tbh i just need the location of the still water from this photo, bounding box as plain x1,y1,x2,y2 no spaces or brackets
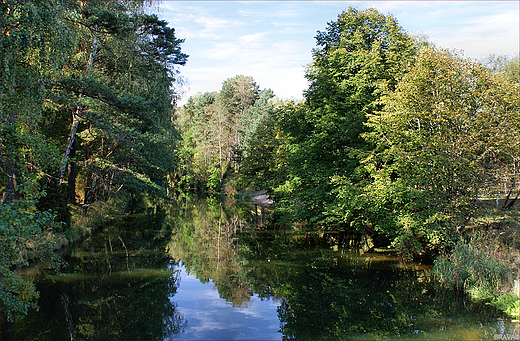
6,195,519,340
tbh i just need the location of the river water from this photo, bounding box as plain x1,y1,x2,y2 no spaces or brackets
6,195,519,340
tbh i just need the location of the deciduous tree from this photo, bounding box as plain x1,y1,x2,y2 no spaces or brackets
274,7,416,224
362,47,519,260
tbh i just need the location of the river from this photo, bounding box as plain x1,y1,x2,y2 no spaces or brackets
5,194,519,340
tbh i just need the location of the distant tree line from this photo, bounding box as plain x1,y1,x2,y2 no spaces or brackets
174,75,291,192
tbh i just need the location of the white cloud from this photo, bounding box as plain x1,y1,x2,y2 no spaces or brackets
423,9,518,59
238,32,268,45
171,265,281,339
205,44,240,60
378,1,519,60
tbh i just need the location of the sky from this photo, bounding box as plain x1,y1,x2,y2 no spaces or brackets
157,1,519,105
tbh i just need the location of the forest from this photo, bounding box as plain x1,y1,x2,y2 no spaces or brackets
1,1,519,323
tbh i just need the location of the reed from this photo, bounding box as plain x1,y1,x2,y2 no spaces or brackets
432,209,519,319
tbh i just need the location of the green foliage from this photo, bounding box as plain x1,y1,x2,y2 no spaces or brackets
265,7,416,225
0,184,62,321
483,54,519,83
432,240,508,291
49,0,187,206
175,76,280,192
1,0,187,321
1,0,73,320
239,97,288,190
489,294,520,319
363,47,520,258
207,166,222,191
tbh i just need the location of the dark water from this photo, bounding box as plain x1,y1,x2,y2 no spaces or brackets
5,195,519,340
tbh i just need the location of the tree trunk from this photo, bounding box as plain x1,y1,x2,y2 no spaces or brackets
502,176,519,209
59,35,98,184
59,112,80,184
504,189,520,209
67,139,77,204
218,108,223,192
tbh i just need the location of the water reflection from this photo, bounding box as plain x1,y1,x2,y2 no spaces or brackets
7,195,188,340
164,196,518,340
6,194,519,340
170,262,280,340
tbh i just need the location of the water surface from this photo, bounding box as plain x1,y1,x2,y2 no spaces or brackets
5,196,518,340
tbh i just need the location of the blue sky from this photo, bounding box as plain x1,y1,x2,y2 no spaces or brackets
158,1,519,104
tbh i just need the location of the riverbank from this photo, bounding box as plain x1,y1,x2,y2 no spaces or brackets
235,190,274,207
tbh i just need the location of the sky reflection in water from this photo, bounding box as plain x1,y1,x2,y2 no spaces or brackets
170,263,281,340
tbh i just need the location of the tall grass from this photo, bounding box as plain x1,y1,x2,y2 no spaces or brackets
432,229,519,319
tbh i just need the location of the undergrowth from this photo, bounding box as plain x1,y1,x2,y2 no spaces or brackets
64,194,131,245
432,204,519,319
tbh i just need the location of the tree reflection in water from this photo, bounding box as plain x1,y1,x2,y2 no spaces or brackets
8,195,188,340
166,194,516,341
7,194,517,340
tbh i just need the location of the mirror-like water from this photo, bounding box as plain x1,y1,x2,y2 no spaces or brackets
5,196,519,340
170,263,280,339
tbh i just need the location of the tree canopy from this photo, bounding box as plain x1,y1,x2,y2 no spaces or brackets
1,0,187,321
174,75,280,192
261,7,416,225
361,47,519,260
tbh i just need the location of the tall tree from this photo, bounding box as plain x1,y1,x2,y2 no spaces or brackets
175,76,272,192
219,75,259,172
273,7,416,224
239,96,290,191
1,0,73,321
52,1,187,208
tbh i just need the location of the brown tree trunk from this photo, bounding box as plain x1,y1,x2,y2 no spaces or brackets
67,139,77,204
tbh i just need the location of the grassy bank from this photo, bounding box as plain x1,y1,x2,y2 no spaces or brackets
432,202,519,319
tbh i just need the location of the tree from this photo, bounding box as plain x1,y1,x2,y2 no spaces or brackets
175,76,274,192
273,7,416,224
1,0,72,321
483,54,519,84
219,75,259,173
50,1,187,209
239,92,287,190
175,91,225,190
0,0,188,320
361,47,519,261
